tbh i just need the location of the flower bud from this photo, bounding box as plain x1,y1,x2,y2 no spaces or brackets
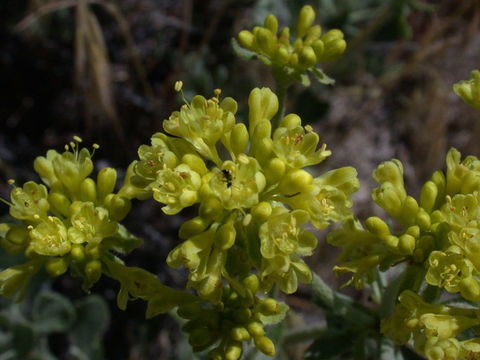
70,244,85,262
372,184,402,217
45,257,69,277
254,336,275,356
256,28,276,55
238,30,255,49
251,201,272,222
97,167,117,201
321,29,344,43
48,192,71,217
179,216,209,239
216,222,236,250
248,88,278,133
182,154,208,176
230,123,249,155
299,46,317,68
231,326,251,341
415,209,431,230
264,157,286,184
6,226,29,245
85,260,102,285
431,170,446,195
80,178,97,202
311,39,325,58
258,298,278,315
274,46,289,64
461,171,480,193
247,321,265,337
460,277,480,302
241,274,259,293
398,234,416,255
280,113,302,129
279,169,313,195
34,155,56,185
199,196,223,220
225,342,243,360
179,190,198,208
264,14,278,34
109,195,131,221
420,180,438,213
405,225,420,238
399,196,419,225
383,235,399,249
296,5,316,38
278,26,290,45
365,216,390,237
289,53,299,67
306,25,322,40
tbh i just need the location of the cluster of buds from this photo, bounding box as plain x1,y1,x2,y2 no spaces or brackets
237,5,346,84
454,70,480,109
0,137,146,298
131,83,358,356
177,280,285,360
330,148,480,359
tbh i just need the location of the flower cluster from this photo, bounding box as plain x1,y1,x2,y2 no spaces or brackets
236,5,346,85
0,138,146,298
382,290,480,360
131,85,359,357
329,148,480,359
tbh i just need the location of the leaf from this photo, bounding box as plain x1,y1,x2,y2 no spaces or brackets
12,322,34,358
69,295,110,356
32,291,76,334
311,274,375,326
310,68,336,85
304,331,354,360
299,73,311,87
231,38,259,61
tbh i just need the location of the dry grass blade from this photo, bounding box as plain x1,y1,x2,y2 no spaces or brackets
101,1,154,99
15,0,101,32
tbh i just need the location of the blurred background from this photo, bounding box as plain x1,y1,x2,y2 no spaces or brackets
0,0,480,359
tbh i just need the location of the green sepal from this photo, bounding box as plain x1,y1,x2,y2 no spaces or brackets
310,68,335,85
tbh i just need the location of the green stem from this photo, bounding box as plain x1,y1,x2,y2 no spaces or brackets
271,68,290,130
283,325,328,345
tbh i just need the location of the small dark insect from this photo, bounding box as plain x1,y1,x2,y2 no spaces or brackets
221,169,233,187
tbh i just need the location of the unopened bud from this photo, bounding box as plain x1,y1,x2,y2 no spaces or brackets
85,260,102,285
264,14,278,34
254,336,276,356
365,217,390,237
398,234,416,255
179,216,209,239
279,169,313,195
182,154,208,176
420,181,438,213
216,222,236,250
6,226,29,245
238,30,255,50
230,123,249,155
45,257,69,277
97,167,117,201
80,178,97,202
296,5,316,38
